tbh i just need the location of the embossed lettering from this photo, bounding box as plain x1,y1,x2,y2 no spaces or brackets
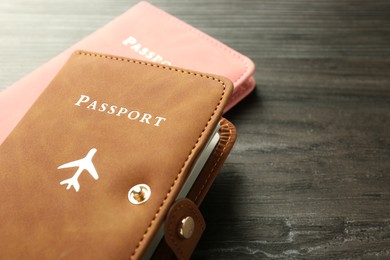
75,95,90,106
98,103,108,112
128,111,140,120
116,107,128,117
107,105,117,115
74,95,167,127
122,36,171,65
86,101,97,110
140,113,152,124
154,116,167,127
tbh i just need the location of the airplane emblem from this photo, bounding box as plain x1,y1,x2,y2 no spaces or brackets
57,148,99,192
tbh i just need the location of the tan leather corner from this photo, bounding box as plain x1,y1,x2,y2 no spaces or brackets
164,199,205,260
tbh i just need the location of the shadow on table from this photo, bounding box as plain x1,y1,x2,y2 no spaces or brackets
224,86,262,121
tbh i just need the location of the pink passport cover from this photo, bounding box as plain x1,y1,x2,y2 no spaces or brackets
0,1,255,145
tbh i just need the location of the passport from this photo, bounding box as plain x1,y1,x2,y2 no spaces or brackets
0,50,237,259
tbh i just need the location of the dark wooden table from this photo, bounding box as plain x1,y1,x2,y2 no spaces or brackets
1,0,389,259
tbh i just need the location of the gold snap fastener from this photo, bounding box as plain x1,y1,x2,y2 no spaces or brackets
128,184,151,205
178,216,195,239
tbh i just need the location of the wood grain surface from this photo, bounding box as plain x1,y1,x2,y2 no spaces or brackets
1,0,389,259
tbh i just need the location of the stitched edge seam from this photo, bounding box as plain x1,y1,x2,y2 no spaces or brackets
74,51,227,258
194,123,234,204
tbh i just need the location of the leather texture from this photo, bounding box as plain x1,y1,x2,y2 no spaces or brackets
0,51,233,259
0,1,255,145
152,118,237,259
188,118,238,206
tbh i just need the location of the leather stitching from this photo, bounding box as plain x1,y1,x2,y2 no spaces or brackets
74,51,227,259
194,122,234,204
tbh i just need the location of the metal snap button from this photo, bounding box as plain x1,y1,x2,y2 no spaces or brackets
128,184,151,205
178,216,195,239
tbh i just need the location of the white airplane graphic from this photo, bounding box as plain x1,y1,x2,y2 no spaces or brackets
57,148,99,192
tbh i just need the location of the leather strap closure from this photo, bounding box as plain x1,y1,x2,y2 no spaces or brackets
152,118,237,260
164,199,205,260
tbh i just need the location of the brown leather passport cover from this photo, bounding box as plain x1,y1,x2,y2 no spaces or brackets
0,51,233,259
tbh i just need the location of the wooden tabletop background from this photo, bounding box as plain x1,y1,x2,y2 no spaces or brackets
1,0,389,259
